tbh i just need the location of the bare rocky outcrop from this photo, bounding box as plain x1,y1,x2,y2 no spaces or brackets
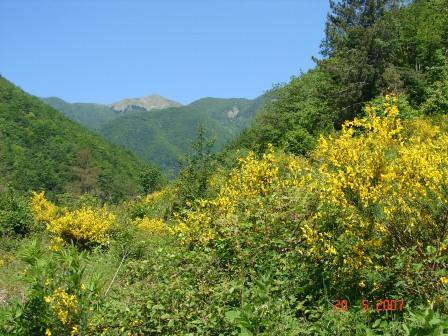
227,106,239,119
110,95,182,112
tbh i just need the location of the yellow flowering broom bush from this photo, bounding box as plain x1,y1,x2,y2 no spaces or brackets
31,192,115,249
31,191,58,223
44,288,79,329
171,145,302,245
125,187,176,221
30,246,100,336
172,96,448,304
310,96,448,275
133,216,170,235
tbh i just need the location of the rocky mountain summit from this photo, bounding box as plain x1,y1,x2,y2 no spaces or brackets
110,94,182,112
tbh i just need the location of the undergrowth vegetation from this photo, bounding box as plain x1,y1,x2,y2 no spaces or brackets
1,1,448,334
1,98,447,335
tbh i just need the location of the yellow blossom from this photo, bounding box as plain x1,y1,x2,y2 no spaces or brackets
31,191,58,222
133,217,170,234
44,288,78,325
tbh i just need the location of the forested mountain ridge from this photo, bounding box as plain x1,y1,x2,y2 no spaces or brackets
44,94,268,173
0,76,153,201
40,95,182,132
40,97,122,131
99,96,267,173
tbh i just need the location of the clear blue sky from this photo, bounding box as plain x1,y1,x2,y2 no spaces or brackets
0,0,329,105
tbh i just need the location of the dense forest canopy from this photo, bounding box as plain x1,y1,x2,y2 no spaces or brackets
43,95,267,173
232,0,448,155
0,76,160,202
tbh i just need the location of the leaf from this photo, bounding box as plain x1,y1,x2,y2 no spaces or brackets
372,318,382,328
225,310,241,324
402,323,410,335
239,326,253,336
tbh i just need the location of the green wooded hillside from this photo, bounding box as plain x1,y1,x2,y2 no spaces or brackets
0,76,150,201
40,97,122,131
46,95,267,173
231,0,448,156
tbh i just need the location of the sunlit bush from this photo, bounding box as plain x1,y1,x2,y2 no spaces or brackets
126,187,175,221
48,207,114,249
31,192,115,249
0,188,34,235
2,243,102,336
31,191,58,223
310,96,448,276
133,216,170,235
172,96,448,306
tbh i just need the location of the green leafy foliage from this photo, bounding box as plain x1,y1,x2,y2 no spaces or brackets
174,125,217,209
48,95,266,174
2,241,103,335
139,166,166,195
231,69,333,155
233,0,448,157
0,187,34,236
0,76,156,201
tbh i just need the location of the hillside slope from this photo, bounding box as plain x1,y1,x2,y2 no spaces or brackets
44,94,267,174
40,97,122,131
99,96,266,173
0,76,149,201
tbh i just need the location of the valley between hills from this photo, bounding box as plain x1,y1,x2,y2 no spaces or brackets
41,94,267,173
1,0,448,334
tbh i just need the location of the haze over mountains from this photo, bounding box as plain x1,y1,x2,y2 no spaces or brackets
42,94,267,174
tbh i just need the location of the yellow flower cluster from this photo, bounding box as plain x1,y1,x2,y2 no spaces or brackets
308,95,448,272
44,288,78,326
48,207,114,247
133,217,170,234
31,193,115,248
313,97,403,209
173,95,448,280
229,146,280,198
173,210,216,244
172,145,306,244
31,191,58,222
142,190,165,204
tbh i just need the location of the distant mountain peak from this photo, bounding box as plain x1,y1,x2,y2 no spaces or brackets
110,94,182,112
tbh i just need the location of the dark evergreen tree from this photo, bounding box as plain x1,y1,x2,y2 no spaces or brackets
139,165,164,195
317,0,403,126
174,124,216,209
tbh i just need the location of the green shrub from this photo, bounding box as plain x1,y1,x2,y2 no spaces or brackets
1,241,102,336
0,188,35,236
